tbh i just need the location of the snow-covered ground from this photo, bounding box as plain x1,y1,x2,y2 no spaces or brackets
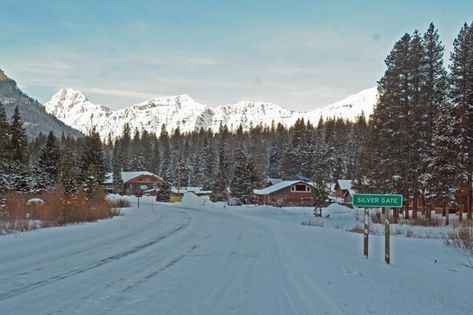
0,194,471,314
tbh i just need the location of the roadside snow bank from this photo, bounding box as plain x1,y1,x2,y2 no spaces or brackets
181,192,212,209
322,203,356,217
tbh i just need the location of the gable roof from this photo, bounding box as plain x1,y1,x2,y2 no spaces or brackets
253,180,314,195
337,179,353,190
104,171,162,184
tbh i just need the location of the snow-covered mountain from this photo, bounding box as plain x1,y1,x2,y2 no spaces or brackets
0,69,82,138
45,87,377,139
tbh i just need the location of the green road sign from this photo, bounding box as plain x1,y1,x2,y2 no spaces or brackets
353,194,403,208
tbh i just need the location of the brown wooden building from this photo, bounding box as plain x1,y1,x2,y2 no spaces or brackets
333,179,354,204
253,180,315,206
104,171,165,195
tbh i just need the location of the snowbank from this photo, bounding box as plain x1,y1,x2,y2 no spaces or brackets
181,192,212,209
321,203,355,217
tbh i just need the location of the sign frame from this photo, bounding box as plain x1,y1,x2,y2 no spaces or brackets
352,193,403,208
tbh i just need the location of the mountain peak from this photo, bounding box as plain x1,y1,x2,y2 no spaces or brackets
55,88,89,104
0,69,9,81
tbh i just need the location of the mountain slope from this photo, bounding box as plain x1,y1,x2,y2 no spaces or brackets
45,87,377,139
0,69,83,139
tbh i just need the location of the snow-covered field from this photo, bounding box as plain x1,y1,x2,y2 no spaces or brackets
0,194,472,314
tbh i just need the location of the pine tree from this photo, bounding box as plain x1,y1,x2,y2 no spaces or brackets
9,106,28,164
267,139,282,178
155,180,171,202
0,102,10,163
230,147,262,203
120,123,132,170
450,22,473,219
415,23,448,217
59,149,77,193
150,136,161,175
369,33,415,217
77,127,107,199
426,104,462,223
112,143,124,194
37,131,61,187
312,170,330,217
0,103,10,211
159,125,173,182
130,128,146,170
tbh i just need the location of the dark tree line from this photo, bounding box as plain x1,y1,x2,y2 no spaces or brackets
108,116,367,202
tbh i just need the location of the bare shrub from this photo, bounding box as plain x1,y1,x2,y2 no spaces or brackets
109,198,131,208
2,189,120,233
444,222,473,255
370,211,383,224
301,218,324,227
349,222,365,234
0,209,39,235
399,216,443,227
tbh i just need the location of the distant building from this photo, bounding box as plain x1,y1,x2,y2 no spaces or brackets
253,180,315,206
104,171,165,195
334,180,355,204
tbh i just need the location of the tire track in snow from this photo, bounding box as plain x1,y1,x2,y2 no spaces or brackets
0,214,191,301
1,206,166,276
121,244,199,292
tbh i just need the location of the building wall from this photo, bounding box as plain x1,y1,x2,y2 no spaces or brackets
124,175,163,195
255,186,314,206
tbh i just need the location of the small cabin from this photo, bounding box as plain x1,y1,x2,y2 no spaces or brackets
334,179,355,204
104,171,165,195
253,180,315,206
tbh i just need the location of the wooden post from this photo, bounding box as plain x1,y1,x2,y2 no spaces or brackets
364,208,369,258
384,207,390,264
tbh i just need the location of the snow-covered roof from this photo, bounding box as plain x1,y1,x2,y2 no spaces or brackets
253,180,314,195
337,180,353,190
104,171,162,184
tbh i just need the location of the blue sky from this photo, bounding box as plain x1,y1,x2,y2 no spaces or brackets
0,0,472,111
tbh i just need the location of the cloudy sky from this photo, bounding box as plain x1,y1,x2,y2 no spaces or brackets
0,0,472,111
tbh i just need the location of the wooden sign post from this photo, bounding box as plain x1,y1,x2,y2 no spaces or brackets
363,208,369,258
353,194,403,264
384,208,390,264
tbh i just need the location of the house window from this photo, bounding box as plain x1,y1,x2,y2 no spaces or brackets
295,184,306,192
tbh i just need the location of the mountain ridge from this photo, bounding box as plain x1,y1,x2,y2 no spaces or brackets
45,87,377,139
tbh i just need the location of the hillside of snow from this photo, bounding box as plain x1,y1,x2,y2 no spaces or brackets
45,87,377,139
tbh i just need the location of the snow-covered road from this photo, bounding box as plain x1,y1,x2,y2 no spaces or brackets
0,198,472,314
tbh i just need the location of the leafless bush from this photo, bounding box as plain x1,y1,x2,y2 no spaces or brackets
399,216,443,227
1,189,121,234
301,218,324,227
349,223,365,234
444,222,473,255
0,210,39,235
109,198,131,208
370,211,383,224
348,222,375,234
